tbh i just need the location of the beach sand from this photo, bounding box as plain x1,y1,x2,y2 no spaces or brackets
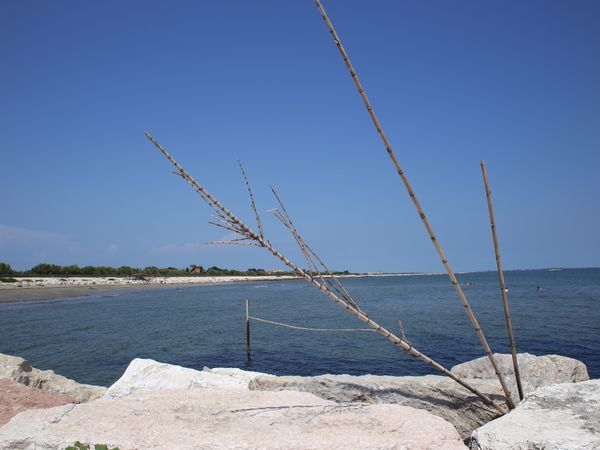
0,276,300,303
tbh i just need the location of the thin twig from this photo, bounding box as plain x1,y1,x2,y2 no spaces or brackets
207,221,241,234
238,161,265,239
270,186,357,308
269,207,359,309
204,240,262,247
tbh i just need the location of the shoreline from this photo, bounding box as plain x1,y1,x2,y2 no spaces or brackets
0,276,304,304
0,273,440,304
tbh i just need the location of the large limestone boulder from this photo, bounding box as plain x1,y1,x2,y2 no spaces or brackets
451,352,589,403
471,379,600,449
250,353,589,438
0,379,75,426
0,353,106,402
106,358,272,398
250,372,503,438
0,388,467,450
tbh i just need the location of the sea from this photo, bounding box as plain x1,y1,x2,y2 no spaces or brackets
0,268,598,387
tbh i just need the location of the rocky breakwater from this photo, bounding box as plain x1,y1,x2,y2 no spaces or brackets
249,353,589,438
0,358,467,450
0,353,592,449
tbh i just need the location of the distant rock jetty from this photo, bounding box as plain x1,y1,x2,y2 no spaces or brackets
0,352,597,449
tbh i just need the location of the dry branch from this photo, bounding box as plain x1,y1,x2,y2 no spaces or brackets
145,132,508,415
268,187,358,311
238,161,265,239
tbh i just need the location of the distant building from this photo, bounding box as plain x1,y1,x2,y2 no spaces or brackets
189,265,204,274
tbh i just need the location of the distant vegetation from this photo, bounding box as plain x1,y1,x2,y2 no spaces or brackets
0,262,351,278
0,277,18,283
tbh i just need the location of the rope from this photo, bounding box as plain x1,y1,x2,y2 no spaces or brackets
249,315,376,332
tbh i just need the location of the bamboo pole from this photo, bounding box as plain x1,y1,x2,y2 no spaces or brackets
311,0,515,409
480,161,523,401
146,133,508,415
246,299,251,361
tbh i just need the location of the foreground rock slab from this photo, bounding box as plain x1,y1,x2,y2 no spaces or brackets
0,379,75,426
471,379,600,450
0,388,466,450
0,353,106,402
251,372,503,439
250,353,589,438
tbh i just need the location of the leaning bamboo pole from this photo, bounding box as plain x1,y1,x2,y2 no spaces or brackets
480,161,524,401
146,132,508,415
312,0,515,409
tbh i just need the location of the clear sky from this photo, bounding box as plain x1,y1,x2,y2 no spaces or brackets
1,1,599,273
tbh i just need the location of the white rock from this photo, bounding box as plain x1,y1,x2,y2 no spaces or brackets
0,388,467,450
471,379,600,450
105,358,272,398
451,352,589,403
250,353,590,438
0,353,106,403
250,372,502,439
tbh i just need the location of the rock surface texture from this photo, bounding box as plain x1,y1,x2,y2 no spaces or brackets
0,354,591,449
451,352,589,403
250,372,503,439
250,353,589,437
0,384,466,449
0,379,75,426
471,379,600,450
0,353,106,402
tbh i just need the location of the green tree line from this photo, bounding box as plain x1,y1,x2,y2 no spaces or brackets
0,262,352,278
0,262,302,278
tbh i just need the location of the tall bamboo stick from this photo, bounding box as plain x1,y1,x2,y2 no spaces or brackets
146,132,508,415
480,161,523,401
312,0,515,409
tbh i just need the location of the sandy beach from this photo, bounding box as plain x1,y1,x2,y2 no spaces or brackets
0,273,414,303
0,276,301,303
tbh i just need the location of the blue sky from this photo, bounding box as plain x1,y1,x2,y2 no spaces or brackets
1,1,599,273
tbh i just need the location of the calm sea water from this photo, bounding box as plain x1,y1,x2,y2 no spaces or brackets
0,268,598,386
